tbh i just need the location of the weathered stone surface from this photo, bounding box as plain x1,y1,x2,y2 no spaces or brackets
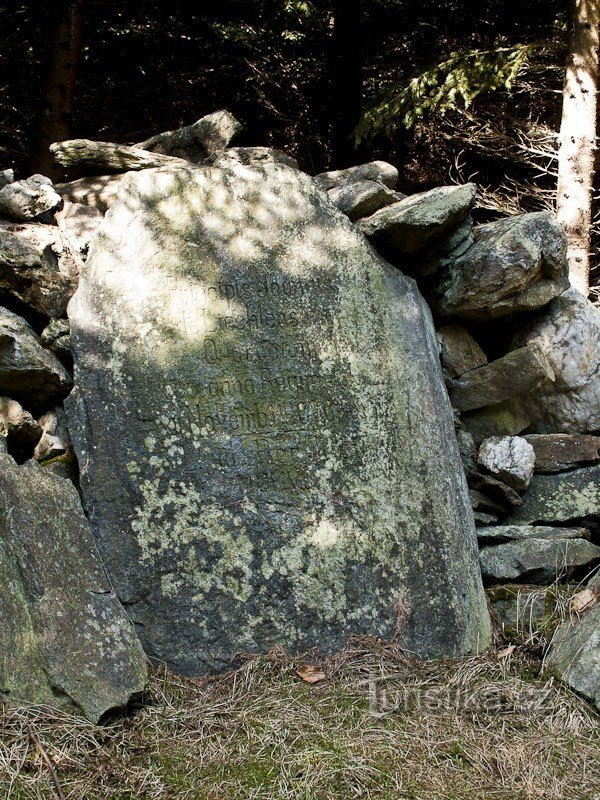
0,174,62,221
0,221,82,317
55,173,128,212
209,146,299,170
487,584,559,640
446,346,555,413
40,318,71,358
56,201,105,255
512,289,600,433
477,436,535,491
548,604,600,708
315,161,398,191
432,212,569,319
477,525,591,542
0,397,42,449
470,489,506,516
473,510,499,525
328,180,397,221
469,472,523,510
0,307,71,411
0,168,14,188
34,405,71,462
0,453,147,722
437,324,487,377
50,139,189,174
461,398,533,444
136,110,242,161
507,466,600,526
479,538,600,583
358,183,476,258
67,161,490,672
524,434,600,473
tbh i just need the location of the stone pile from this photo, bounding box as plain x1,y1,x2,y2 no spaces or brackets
0,110,597,718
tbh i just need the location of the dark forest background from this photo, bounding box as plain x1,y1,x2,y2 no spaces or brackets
1,0,598,288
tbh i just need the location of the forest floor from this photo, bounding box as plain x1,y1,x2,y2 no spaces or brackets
1,638,598,800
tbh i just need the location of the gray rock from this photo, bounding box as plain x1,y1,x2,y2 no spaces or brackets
55,201,105,256
447,345,555,413
55,173,128,213
0,453,147,722
40,318,71,358
0,307,71,411
67,161,490,672
34,406,71,462
507,466,600,526
473,511,499,525
136,110,242,161
0,168,14,188
477,525,591,542
50,139,190,174
0,174,62,221
0,221,82,317
477,436,535,492
461,398,534,444
487,584,558,641
469,471,523,510
524,434,600,473
0,397,42,448
437,324,487,377
209,146,299,170
328,180,397,221
479,538,600,583
358,183,476,258
432,212,569,319
548,603,600,709
512,289,600,433
315,161,398,191
470,489,507,516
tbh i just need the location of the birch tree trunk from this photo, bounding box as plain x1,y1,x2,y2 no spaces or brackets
556,0,600,296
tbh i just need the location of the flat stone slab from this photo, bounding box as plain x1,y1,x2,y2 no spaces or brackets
479,538,600,583
358,183,476,258
524,434,600,473
0,454,147,722
67,161,490,673
507,465,600,526
314,160,398,191
437,324,487,378
477,525,591,542
328,180,397,221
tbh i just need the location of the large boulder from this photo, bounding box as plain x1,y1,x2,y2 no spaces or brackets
358,183,476,260
0,307,71,411
548,601,600,709
67,161,490,673
431,212,569,319
0,221,82,317
512,289,600,433
0,453,147,722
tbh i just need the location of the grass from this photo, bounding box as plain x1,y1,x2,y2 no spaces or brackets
0,638,598,800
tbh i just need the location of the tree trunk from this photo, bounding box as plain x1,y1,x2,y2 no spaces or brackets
30,0,86,179
331,0,363,167
556,0,600,296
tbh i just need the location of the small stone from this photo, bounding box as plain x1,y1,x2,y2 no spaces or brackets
469,472,523,510
477,525,591,542
487,584,558,641
477,436,535,492
328,180,397,221
507,465,600,526
432,212,569,319
524,434,600,473
470,489,507,515
0,174,62,221
479,538,600,583
315,160,398,191
358,183,476,258
446,345,555,413
40,318,71,358
34,406,71,462
473,511,499,525
0,397,42,452
0,168,14,189
437,324,487,377
461,398,533,444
